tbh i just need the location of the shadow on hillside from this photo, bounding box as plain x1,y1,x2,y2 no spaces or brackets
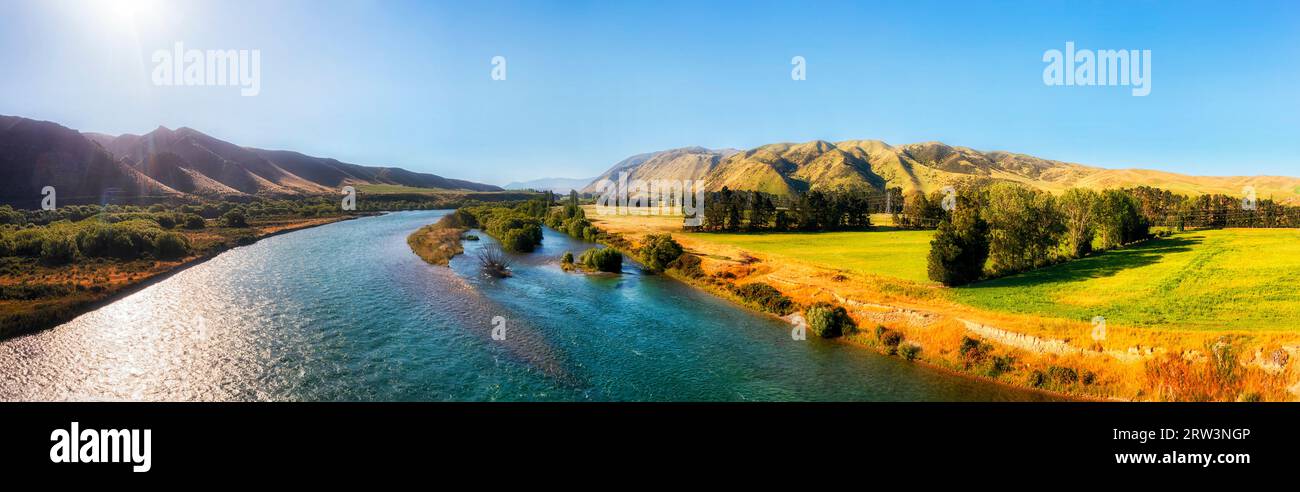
961,235,1204,290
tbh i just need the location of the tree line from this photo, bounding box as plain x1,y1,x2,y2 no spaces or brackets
926,182,1155,286
697,186,905,232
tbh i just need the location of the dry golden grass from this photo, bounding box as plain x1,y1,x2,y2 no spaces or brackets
406,215,467,266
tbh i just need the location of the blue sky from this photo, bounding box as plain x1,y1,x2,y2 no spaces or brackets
1,0,1296,185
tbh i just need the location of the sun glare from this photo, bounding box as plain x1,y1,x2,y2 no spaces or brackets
92,0,157,27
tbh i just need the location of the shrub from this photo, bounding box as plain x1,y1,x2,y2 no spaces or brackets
1046,366,1079,385
221,210,248,228
0,234,13,257
579,247,622,272
40,234,79,265
561,251,574,265
501,229,536,253
898,342,921,361
668,253,704,278
564,217,591,238
879,329,904,354
987,355,1016,377
959,336,990,367
733,282,794,315
641,234,685,272
156,232,191,259
1081,370,1097,386
1028,370,1046,387
155,213,177,229
805,302,855,338
183,214,206,229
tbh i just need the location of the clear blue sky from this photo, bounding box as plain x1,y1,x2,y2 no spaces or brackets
1,0,1296,185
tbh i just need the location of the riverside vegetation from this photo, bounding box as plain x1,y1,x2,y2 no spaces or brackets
584,179,1300,401
0,198,364,338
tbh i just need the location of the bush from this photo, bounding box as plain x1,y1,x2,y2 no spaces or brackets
561,251,574,265
221,210,248,228
1046,366,1079,385
805,302,855,338
579,247,622,272
183,214,206,229
40,234,79,265
898,342,921,361
154,213,177,229
1028,370,1046,387
501,229,536,253
878,329,904,354
641,234,685,272
156,232,191,259
668,253,704,278
733,282,794,315
959,336,990,367
987,355,1016,377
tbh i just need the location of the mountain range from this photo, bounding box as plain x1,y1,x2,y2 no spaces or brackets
576,140,1300,204
0,114,499,206
504,177,595,194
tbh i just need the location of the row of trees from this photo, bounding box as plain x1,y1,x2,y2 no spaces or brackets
1126,186,1300,229
927,183,1152,286
698,186,905,232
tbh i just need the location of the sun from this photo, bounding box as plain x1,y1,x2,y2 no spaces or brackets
92,0,157,26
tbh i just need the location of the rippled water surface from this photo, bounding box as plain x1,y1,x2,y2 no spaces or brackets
0,211,1052,401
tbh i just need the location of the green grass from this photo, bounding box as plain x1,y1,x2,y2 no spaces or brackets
684,229,937,283
953,229,1300,331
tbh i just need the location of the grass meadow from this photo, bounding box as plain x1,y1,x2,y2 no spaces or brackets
682,228,936,283
953,228,1300,331
685,226,1300,331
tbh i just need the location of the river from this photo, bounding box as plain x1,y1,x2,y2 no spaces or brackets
0,210,1052,401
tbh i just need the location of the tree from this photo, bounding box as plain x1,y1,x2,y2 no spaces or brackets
983,183,1064,276
1058,188,1099,258
926,193,989,286
641,234,684,271
748,193,775,230
1095,190,1149,249
899,190,940,229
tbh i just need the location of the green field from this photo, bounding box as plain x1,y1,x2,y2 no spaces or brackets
689,227,1300,331
684,228,936,283
953,229,1300,330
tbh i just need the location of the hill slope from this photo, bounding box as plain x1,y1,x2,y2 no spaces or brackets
580,147,739,193
0,116,182,207
587,139,1300,203
0,114,500,206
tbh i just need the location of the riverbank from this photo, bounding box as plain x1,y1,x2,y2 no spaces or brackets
0,214,363,340
583,209,1300,401
406,213,469,266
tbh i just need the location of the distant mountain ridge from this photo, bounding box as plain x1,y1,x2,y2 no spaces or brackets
504,177,595,194
583,139,1300,204
0,114,499,206
580,146,740,193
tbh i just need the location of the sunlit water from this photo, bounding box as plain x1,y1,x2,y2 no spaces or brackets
0,211,1052,401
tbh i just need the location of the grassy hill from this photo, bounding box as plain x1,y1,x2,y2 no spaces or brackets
586,139,1300,204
